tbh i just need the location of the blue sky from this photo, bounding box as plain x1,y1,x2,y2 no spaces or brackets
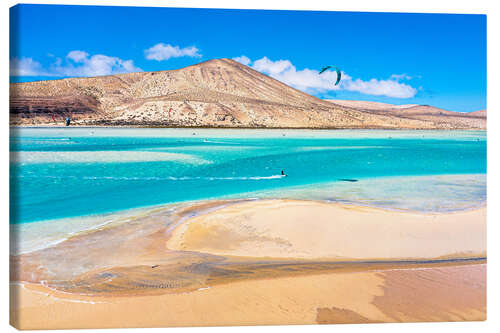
10,4,486,112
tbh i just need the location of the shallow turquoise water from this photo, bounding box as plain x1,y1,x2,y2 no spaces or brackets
10,128,486,224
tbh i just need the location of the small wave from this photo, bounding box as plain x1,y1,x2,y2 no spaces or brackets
203,139,233,144
297,146,388,152
21,282,105,304
18,175,286,181
37,138,72,141
84,175,286,181
13,138,72,142
201,175,285,181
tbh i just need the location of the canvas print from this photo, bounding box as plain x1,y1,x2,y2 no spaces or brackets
9,4,486,330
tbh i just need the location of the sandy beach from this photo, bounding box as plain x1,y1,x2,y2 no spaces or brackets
10,263,486,329
166,200,486,260
9,5,487,329
10,199,486,329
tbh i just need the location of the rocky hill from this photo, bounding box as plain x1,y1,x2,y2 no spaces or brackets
10,59,486,129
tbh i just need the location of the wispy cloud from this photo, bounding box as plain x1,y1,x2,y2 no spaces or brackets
145,43,201,61
10,51,142,77
234,56,418,99
232,55,251,66
10,57,46,76
390,73,412,81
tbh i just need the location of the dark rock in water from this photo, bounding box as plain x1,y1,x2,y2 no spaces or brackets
338,179,358,182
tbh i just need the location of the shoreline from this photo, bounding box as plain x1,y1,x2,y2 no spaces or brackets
166,199,486,261
11,194,487,254
10,198,487,328
10,125,487,131
10,263,486,329
10,199,486,284
11,171,487,227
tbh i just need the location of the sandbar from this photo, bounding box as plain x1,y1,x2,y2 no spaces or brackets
166,199,486,260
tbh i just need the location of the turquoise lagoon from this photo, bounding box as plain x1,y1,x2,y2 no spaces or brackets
10,128,486,225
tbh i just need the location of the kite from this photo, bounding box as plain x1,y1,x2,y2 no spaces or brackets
319,66,342,85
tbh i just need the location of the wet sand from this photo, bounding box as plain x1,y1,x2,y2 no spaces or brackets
10,263,486,329
9,199,487,329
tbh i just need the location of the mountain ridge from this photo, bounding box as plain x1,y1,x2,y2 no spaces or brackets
10,58,486,129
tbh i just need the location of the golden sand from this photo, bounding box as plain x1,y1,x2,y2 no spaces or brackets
10,263,485,329
166,200,486,260
10,199,487,329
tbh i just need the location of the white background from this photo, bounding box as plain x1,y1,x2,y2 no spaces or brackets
2,0,498,332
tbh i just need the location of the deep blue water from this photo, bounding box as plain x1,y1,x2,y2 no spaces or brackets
10,128,486,224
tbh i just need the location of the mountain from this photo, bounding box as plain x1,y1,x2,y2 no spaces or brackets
327,100,486,129
10,59,486,129
465,110,487,118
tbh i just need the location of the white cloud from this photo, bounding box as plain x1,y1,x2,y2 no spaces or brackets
10,51,142,77
390,73,412,81
67,50,89,63
253,57,294,75
10,57,47,76
232,55,251,66
144,43,201,61
54,54,143,77
238,55,418,99
343,78,418,98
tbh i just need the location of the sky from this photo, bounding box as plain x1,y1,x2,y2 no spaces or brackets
10,4,486,112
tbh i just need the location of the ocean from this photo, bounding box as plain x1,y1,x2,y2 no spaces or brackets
10,128,486,226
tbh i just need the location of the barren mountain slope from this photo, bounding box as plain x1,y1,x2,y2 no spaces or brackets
465,110,487,118
327,100,486,130
10,59,485,129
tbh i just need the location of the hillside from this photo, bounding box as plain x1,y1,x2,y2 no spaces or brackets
328,100,486,129
466,110,487,118
10,59,485,129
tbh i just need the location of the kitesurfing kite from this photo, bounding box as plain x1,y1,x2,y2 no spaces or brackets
319,66,342,86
